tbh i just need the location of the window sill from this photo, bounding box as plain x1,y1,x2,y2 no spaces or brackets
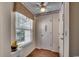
11,41,32,56
17,41,32,48
11,47,22,56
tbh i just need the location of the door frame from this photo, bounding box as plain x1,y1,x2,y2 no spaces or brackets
58,3,64,57
63,2,69,57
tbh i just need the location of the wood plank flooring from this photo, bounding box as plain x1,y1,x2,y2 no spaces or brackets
27,48,59,57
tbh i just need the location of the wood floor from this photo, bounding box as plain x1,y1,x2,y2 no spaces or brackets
27,48,59,57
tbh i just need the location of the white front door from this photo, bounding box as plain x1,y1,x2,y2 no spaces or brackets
59,4,64,57
38,15,53,50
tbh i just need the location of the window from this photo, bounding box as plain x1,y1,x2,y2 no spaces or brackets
16,12,33,46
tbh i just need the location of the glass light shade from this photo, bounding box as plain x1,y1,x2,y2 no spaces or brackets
40,7,46,12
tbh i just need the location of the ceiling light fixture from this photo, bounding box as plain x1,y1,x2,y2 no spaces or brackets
40,7,46,12
40,2,46,12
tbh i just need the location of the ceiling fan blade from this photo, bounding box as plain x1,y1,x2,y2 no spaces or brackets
36,3,41,7
36,2,48,7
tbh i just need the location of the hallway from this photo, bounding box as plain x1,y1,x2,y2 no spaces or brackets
27,48,59,57
0,2,69,57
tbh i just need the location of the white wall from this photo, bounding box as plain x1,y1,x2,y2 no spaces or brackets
0,3,11,57
35,13,59,52
11,3,16,41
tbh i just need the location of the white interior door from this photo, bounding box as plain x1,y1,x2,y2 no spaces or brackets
59,4,64,57
38,15,53,50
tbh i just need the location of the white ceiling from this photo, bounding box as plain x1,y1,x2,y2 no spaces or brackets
22,2,62,15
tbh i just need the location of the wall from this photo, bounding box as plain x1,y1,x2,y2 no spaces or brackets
0,2,11,57
69,2,79,57
35,13,59,52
